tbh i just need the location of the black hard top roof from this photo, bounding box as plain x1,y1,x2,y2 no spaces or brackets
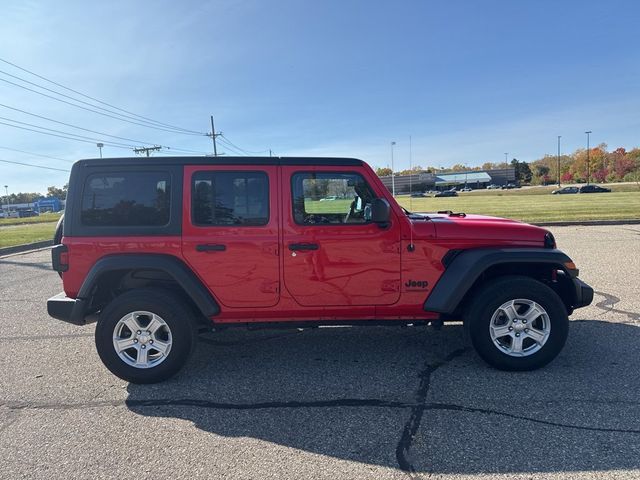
74,156,364,168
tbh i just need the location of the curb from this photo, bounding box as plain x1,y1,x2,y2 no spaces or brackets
0,240,53,257
533,219,640,227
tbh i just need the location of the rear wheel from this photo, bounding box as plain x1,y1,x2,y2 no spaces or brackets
464,276,569,371
95,289,197,383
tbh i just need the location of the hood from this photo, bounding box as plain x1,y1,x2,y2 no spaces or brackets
409,212,549,247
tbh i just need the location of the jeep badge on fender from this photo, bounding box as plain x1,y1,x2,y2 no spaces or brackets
405,280,428,289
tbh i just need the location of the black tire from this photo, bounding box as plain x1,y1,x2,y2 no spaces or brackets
95,289,197,383
464,275,568,371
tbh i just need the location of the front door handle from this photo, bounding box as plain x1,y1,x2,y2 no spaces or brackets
196,244,226,252
288,243,319,251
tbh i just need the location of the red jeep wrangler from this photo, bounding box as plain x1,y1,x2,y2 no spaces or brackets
48,157,593,383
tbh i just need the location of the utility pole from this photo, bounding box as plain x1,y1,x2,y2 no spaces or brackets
208,115,220,156
133,146,161,157
269,149,273,157
557,136,561,187
585,131,592,185
504,153,508,186
4,185,9,214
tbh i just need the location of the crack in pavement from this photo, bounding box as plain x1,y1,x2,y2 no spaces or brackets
424,403,640,434
594,290,640,322
1,398,415,411
395,347,468,478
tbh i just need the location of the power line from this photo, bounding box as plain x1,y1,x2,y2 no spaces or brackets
0,103,211,155
160,146,209,155
219,134,270,155
0,145,72,163
0,76,205,136
0,158,69,172
0,57,206,135
0,58,264,157
0,103,163,146
0,115,209,156
215,139,247,156
0,120,134,150
0,116,137,148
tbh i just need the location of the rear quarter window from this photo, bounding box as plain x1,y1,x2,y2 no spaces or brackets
80,172,170,226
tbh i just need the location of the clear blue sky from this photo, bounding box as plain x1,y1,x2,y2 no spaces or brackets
1,0,639,193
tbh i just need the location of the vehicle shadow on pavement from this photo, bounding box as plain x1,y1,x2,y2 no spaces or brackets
126,320,640,475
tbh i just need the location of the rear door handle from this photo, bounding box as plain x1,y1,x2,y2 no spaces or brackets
196,244,226,252
288,243,319,251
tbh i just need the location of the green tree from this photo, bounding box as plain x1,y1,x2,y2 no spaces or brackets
46,184,68,199
511,159,532,184
375,167,392,177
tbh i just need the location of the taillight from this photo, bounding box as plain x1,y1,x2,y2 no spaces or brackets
51,244,69,272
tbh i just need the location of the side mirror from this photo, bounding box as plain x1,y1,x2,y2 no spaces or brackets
371,198,391,227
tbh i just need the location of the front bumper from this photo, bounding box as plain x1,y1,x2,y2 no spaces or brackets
47,292,89,325
572,277,594,309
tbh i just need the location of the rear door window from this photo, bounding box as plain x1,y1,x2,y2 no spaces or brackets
191,171,269,226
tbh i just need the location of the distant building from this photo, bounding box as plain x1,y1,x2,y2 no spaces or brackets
35,197,64,212
379,167,516,193
1,197,65,213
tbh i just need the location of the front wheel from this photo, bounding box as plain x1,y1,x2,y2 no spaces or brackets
464,276,569,371
95,289,197,383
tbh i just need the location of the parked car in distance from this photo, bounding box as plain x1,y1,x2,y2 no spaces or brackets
434,190,458,197
486,184,500,189
579,185,611,194
460,187,472,192
552,186,579,195
7,211,19,218
319,195,338,201
501,183,517,189
18,209,39,218
410,192,426,197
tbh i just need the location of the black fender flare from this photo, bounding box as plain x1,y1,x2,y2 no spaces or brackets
76,254,220,319
423,248,573,314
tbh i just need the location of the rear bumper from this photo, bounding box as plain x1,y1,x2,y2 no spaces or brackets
47,292,89,325
572,277,594,309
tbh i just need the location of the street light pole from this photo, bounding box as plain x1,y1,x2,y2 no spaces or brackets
557,136,561,187
96,143,104,158
504,153,508,186
4,185,9,215
390,141,396,196
585,131,592,185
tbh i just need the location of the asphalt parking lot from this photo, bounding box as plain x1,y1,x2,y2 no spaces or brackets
0,224,639,480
